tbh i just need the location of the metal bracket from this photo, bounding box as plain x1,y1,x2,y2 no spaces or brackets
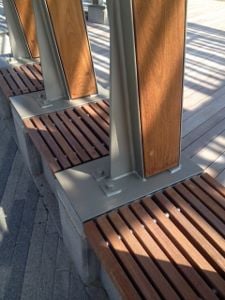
169,164,182,174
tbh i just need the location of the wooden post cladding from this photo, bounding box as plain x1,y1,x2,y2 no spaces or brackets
132,0,186,177
45,0,97,99
14,0,39,58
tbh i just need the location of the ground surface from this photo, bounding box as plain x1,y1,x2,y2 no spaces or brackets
0,0,225,299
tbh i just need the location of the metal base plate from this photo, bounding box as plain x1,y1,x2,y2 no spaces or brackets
55,155,202,222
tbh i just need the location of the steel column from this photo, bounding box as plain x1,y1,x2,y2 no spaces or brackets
32,0,97,103
3,0,32,58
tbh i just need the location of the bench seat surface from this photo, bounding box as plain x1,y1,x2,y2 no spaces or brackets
23,99,110,173
85,173,225,300
0,63,44,97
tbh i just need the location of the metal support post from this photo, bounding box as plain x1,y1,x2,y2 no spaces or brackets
3,0,39,59
3,0,31,58
32,0,97,103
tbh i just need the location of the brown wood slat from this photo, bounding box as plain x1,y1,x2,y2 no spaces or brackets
108,211,180,300
154,192,225,274
85,175,225,299
0,68,21,95
97,216,161,300
23,118,61,173
97,100,110,115
143,197,225,298
49,112,90,163
119,206,201,300
0,64,44,99
89,102,110,124
24,101,110,173
175,183,225,238
196,175,225,210
75,106,109,146
33,63,42,75
14,66,37,92
7,68,29,94
103,99,110,106
31,116,71,170
66,108,108,156
40,115,80,167
165,187,225,256
0,73,13,97
26,64,44,84
131,202,216,300
184,179,225,223
82,104,110,134
20,65,43,91
84,221,141,300
57,110,100,160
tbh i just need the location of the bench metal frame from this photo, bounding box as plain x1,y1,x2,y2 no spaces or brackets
3,0,33,59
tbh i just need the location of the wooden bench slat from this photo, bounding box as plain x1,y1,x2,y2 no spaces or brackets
20,65,43,91
0,68,21,95
7,68,29,94
26,64,44,84
108,211,180,300
143,198,225,298
33,63,42,75
194,176,225,210
86,175,225,299
96,215,161,300
0,73,13,97
57,110,100,160
165,187,225,256
40,115,81,166
175,183,225,238
131,202,217,299
154,192,225,274
119,206,200,300
49,112,90,163
84,221,141,300
66,108,108,156
0,63,44,99
75,106,109,146
89,102,110,124
184,180,225,223
31,116,71,170
24,100,110,173
82,104,109,134
98,100,110,114
14,66,37,92
202,172,225,198
23,118,61,173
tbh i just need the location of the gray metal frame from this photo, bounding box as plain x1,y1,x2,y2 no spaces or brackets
32,0,69,102
3,0,31,59
32,0,98,103
108,0,144,179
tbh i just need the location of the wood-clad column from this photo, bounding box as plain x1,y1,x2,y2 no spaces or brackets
132,0,186,176
14,0,39,58
45,0,97,99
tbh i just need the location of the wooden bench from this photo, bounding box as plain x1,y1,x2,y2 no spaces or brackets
0,63,44,98
85,173,225,300
23,99,110,173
